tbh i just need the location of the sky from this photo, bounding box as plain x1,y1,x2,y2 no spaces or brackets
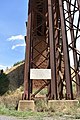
0,0,79,70
0,0,28,70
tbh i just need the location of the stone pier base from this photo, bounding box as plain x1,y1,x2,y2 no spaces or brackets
48,100,79,111
18,100,35,111
18,99,79,111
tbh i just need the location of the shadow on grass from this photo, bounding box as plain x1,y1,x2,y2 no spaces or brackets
0,73,9,95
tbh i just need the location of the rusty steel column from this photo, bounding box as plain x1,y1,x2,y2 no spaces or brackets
64,0,80,96
67,0,80,96
48,0,57,99
23,0,32,100
58,0,73,99
77,0,80,10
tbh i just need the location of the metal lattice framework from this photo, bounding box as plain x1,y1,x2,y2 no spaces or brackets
23,0,80,100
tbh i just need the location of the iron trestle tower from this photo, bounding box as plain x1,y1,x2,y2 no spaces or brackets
23,0,80,100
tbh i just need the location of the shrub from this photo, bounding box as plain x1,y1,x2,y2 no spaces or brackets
0,73,9,95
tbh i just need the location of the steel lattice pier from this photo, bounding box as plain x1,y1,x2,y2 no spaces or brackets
23,0,80,100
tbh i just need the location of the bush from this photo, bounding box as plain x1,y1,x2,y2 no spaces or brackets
13,60,24,67
0,73,9,95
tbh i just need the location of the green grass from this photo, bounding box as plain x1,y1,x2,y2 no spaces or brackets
0,104,48,119
0,102,80,119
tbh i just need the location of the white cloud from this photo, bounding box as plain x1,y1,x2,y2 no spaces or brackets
12,43,26,50
0,64,7,70
7,35,24,41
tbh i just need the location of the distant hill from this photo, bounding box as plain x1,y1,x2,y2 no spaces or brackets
5,62,24,91
0,60,44,96
0,61,24,95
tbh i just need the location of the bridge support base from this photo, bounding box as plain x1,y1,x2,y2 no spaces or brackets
18,100,35,111
48,100,79,111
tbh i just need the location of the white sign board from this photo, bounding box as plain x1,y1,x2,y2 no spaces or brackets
30,69,51,79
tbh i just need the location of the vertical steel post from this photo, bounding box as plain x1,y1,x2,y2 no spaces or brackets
66,0,79,95
48,0,57,99
23,0,32,100
77,0,80,11
58,0,73,99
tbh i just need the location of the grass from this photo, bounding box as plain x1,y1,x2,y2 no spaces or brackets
0,104,80,120
0,100,80,119
0,88,80,118
0,104,48,119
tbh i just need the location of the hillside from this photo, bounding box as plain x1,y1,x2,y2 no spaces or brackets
0,62,24,95
0,61,44,110
5,62,24,91
0,61,44,96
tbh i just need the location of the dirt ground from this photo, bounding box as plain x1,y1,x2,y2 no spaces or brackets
0,115,80,120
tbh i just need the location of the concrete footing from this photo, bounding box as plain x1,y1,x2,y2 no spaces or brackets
48,100,79,110
18,100,35,111
18,100,79,111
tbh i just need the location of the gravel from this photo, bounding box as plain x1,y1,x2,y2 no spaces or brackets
0,116,23,120
0,115,80,120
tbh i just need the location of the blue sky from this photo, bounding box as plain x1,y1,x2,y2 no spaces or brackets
0,0,79,70
0,0,28,70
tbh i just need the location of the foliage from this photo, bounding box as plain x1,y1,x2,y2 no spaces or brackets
0,73,9,95
13,60,24,67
